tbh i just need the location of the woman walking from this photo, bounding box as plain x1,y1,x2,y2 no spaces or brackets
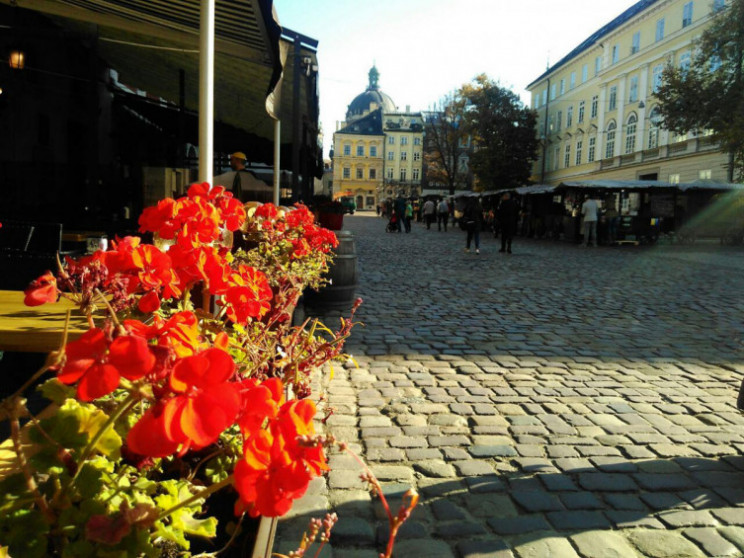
463,197,483,254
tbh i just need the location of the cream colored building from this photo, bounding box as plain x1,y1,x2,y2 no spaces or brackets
527,0,729,187
332,66,423,208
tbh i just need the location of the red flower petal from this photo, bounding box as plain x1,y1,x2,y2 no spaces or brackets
127,406,180,457
108,335,155,381
76,363,120,401
137,291,160,314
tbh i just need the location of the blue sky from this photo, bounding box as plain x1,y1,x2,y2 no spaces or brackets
273,0,638,157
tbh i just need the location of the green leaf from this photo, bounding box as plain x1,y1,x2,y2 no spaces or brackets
76,462,105,500
0,508,49,558
38,378,75,404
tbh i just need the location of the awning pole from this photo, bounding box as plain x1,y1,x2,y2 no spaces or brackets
198,0,215,183
274,120,281,205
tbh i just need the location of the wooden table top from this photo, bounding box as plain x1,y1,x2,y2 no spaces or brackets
0,290,90,353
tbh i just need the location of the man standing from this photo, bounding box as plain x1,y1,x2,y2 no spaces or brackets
581,194,600,247
437,198,449,232
422,198,436,230
497,192,519,254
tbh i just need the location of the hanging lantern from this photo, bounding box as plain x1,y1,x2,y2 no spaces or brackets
8,50,25,70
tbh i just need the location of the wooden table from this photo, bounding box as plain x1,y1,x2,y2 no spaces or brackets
0,290,90,353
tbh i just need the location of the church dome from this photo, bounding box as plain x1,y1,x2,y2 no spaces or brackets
346,66,396,122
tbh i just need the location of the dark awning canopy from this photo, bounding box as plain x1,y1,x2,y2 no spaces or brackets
560,179,744,192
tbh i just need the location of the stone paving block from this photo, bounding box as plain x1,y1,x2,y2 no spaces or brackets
559,491,606,510
570,530,643,558
414,460,457,478
365,447,406,462
634,473,698,491
605,510,667,529
329,516,376,546
487,514,552,535
431,499,469,521
469,445,518,458
511,530,581,557
578,473,638,492
467,493,519,518
430,435,472,447
376,520,429,543
603,493,647,511
679,488,729,509
393,539,456,558
627,528,706,557
713,507,744,526
684,527,742,557
453,460,497,477
466,475,507,493
511,491,564,513
436,520,488,537
720,526,744,551
657,509,718,528
546,510,612,531
457,539,515,558
537,473,579,492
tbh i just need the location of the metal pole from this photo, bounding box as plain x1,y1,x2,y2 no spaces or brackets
198,0,215,182
274,119,281,205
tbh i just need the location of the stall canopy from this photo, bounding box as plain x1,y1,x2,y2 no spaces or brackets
560,179,744,192
515,184,558,195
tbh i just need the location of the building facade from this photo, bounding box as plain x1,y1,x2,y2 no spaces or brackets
332,66,423,208
527,0,729,187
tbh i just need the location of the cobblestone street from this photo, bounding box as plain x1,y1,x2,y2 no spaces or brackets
275,212,744,558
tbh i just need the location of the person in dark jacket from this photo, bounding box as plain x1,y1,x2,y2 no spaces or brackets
497,192,519,254
463,197,484,254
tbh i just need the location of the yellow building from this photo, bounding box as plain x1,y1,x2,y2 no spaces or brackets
527,0,729,187
332,66,423,208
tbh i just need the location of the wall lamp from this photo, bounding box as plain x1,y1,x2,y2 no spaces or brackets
8,49,25,69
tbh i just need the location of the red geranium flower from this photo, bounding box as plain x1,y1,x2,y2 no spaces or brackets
57,329,155,401
24,271,58,307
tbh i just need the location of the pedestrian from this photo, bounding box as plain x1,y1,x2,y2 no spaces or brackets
422,198,436,230
437,198,449,232
395,196,407,233
462,196,483,254
497,192,519,254
404,199,413,233
581,194,600,247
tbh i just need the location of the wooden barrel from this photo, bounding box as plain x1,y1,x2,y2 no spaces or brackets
303,230,358,310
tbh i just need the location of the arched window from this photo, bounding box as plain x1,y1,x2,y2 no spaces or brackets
648,107,661,149
679,51,691,73
605,121,617,159
625,114,637,154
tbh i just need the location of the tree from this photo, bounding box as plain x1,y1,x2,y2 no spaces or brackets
655,0,744,181
459,74,539,190
422,93,472,196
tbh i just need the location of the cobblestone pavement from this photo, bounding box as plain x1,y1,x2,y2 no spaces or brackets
274,212,744,558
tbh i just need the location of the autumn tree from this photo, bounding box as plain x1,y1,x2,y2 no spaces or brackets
422,93,472,196
459,74,539,190
655,0,744,181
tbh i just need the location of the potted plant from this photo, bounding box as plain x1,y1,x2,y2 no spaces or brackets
0,184,361,557
311,196,345,231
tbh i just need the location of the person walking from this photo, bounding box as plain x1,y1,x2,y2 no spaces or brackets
422,198,436,230
463,197,483,254
581,194,600,247
395,196,407,233
404,199,413,233
497,192,519,254
437,198,449,232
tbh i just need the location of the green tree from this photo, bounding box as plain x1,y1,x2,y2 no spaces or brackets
655,0,744,181
423,93,472,196
459,74,539,190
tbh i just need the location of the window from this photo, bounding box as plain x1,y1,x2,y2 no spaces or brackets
679,51,691,73
343,144,351,156
388,136,395,144
631,32,640,54
609,86,617,111
653,65,664,92
556,111,562,131
648,107,661,149
595,56,602,75
401,136,408,145
370,145,377,157
413,152,421,161
549,115,555,132
564,144,571,168
387,168,393,179
553,147,560,171
551,84,557,100
625,114,637,154
570,72,576,89
356,145,364,156
578,101,585,123
356,167,363,179
588,137,596,162
582,64,588,83
682,2,693,27
567,106,573,128
612,45,619,65
699,169,712,179
387,151,394,161
412,168,420,180
400,151,407,161
542,89,547,105
369,168,376,179
560,79,565,95
714,0,725,11
669,173,680,184
576,140,583,165
458,156,468,172
414,137,421,146
400,169,407,181
656,18,665,42
591,95,598,118
605,122,616,158
629,76,639,102
343,167,350,178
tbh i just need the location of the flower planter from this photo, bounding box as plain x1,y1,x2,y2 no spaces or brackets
318,212,343,231
304,230,358,310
